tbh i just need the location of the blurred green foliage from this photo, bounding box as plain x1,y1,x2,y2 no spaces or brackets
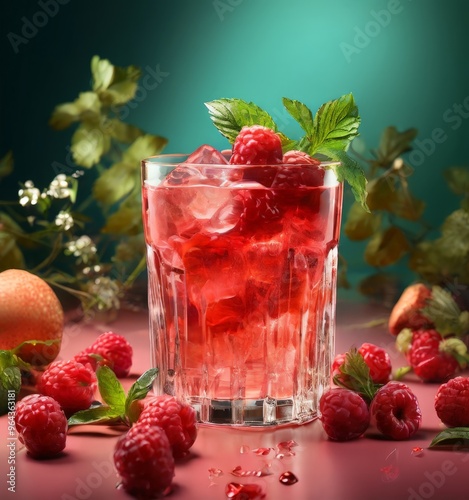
0,56,166,317
344,127,469,299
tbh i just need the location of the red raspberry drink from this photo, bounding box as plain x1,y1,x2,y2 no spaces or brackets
142,150,343,426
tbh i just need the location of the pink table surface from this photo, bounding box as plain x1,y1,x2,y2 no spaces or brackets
1,300,468,500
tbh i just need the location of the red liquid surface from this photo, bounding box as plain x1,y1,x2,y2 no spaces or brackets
143,164,342,421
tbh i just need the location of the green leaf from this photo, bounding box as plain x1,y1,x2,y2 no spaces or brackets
91,55,114,93
205,98,278,144
71,121,111,168
0,231,25,272
344,201,381,240
101,202,142,236
68,405,122,426
107,118,144,144
422,286,467,336
0,150,13,180
429,427,469,448
96,366,126,412
334,348,379,402
282,97,314,135
444,166,469,196
364,226,410,267
373,126,418,167
323,148,369,210
49,92,102,131
122,134,168,164
93,161,136,206
308,93,360,154
91,56,141,106
0,350,21,415
124,368,158,415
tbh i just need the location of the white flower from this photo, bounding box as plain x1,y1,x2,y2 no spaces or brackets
55,210,74,231
18,181,40,206
65,235,97,264
87,277,121,311
47,174,72,199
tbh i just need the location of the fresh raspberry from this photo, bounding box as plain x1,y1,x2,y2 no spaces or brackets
230,125,282,165
39,359,97,416
434,376,469,427
137,395,198,459
74,331,133,378
271,150,325,188
407,329,459,382
283,150,320,165
15,394,67,458
370,381,421,440
332,343,392,386
319,388,370,441
114,422,175,497
358,343,392,384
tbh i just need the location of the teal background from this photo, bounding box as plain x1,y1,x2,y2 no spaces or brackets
1,0,468,298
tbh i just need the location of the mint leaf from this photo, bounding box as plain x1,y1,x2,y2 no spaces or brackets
282,97,314,135
68,405,122,426
96,366,126,411
429,427,469,448
422,286,466,336
124,368,158,415
309,93,360,154
68,368,158,428
334,348,379,402
205,98,278,144
323,148,369,211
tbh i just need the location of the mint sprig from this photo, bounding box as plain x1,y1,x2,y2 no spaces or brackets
68,366,158,427
205,94,368,210
333,348,381,403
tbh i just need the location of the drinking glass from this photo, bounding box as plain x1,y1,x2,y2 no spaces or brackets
141,153,343,426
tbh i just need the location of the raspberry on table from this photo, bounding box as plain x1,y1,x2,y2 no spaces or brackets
333,343,392,386
114,422,175,498
15,394,67,458
435,376,469,427
370,381,422,440
358,343,392,385
407,329,459,382
230,125,283,165
74,331,133,378
39,359,97,416
137,395,198,459
319,388,370,441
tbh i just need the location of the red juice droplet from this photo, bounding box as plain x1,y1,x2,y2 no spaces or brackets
225,482,266,499
252,447,272,456
279,471,298,485
411,446,424,457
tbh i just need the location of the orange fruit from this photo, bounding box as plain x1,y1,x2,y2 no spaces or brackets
0,269,64,365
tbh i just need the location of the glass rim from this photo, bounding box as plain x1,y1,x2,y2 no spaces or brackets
141,153,341,169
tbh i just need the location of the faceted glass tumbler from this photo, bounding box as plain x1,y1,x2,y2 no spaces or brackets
141,154,343,427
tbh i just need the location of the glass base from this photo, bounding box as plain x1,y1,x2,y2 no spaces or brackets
189,397,318,427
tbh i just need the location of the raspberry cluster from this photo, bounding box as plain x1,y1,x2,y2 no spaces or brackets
320,345,422,441
389,283,469,383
